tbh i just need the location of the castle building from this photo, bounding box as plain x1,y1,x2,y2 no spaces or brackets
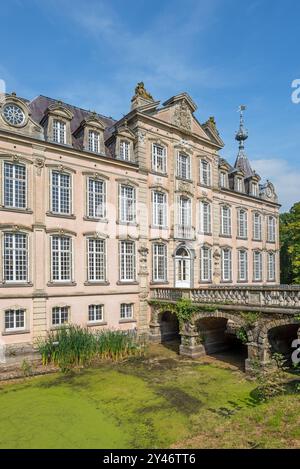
0,84,280,351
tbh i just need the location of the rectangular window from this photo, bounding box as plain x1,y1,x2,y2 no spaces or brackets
119,140,130,161
253,212,262,240
221,206,231,236
119,241,135,281
3,233,28,282
220,172,227,188
177,153,190,180
52,306,69,326
179,196,191,226
87,238,106,282
252,183,259,197
53,120,66,144
119,185,136,223
152,144,166,173
200,246,212,282
238,250,248,282
200,201,211,234
88,304,103,322
152,243,167,282
88,130,100,153
200,160,211,186
51,171,71,215
268,216,276,242
236,177,243,192
120,303,133,319
5,308,25,332
152,191,167,227
4,162,26,209
221,248,232,282
87,178,105,219
268,253,276,281
253,251,263,281
51,236,72,282
238,209,248,238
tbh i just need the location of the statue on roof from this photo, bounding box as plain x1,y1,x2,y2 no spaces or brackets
134,82,153,101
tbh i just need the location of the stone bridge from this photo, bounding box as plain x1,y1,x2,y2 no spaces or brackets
149,285,300,372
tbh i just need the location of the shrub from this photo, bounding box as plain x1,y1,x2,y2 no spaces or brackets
37,325,145,373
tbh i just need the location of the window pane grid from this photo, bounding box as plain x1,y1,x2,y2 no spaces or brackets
153,191,167,227
153,243,167,281
119,141,130,161
152,144,166,173
120,303,133,319
120,241,135,281
88,130,100,153
5,309,25,331
53,120,66,144
88,238,105,281
4,162,26,208
51,236,72,281
88,304,103,322
88,178,105,218
4,233,28,282
52,306,69,325
200,246,212,282
51,171,71,214
119,185,136,222
177,153,190,180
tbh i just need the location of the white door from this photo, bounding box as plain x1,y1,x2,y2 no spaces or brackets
175,247,191,288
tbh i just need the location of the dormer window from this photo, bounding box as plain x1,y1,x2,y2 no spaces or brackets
119,140,130,161
88,130,100,153
53,119,66,144
220,171,227,188
251,182,259,197
236,177,243,192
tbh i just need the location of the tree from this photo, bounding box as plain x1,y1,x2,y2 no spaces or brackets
280,202,300,284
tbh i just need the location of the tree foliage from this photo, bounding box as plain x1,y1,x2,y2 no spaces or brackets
280,202,300,284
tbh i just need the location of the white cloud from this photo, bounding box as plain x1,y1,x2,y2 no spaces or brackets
251,158,300,212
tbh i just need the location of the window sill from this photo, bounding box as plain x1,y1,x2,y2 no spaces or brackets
0,206,33,214
84,281,110,286
219,234,232,238
150,281,169,285
150,171,168,178
50,324,70,330
116,221,139,227
87,321,107,327
150,225,169,230
220,280,233,284
266,240,276,244
46,212,76,220
198,280,213,284
83,216,109,223
237,280,249,283
47,282,77,287
237,236,248,241
117,281,139,286
2,329,30,336
198,232,212,236
119,319,136,324
0,282,33,288
252,239,262,242
197,183,212,189
176,177,193,183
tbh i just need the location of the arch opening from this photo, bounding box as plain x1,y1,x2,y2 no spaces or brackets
267,324,299,366
158,310,180,344
196,317,248,371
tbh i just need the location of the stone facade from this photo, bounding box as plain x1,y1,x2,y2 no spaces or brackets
0,84,280,350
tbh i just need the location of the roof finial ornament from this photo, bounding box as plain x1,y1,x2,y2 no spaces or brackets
235,105,248,155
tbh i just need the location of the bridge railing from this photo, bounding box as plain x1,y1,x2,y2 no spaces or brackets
150,285,300,310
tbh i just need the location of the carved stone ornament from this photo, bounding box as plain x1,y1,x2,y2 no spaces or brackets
138,245,149,275
136,130,146,145
173,100,192,131
34,157,45,175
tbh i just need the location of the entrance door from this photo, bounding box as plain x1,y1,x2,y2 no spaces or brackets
175,247,191,288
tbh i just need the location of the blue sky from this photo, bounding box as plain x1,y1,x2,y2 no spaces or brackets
1,0,300,211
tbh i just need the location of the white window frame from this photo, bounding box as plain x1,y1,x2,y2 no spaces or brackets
4,308,26,332
87,177,106,219
238,250,248,282
50,235,73,283
221,205,232,236
268,252,276,281
152,243,167,282
52,306,69,326
3,232,29,283
200,159,211,186
152,143,167,173
236,177,243,192
3,161,27,209
220,171,227,188
267,216,276,243
177,152,191,180
53,119,66,144
119,140,130,161
87,238,106,282
237,209,248,238
251,182,259,197
253,212,262,241
88,304,104,323
253,250,263,282
50,170,72,215
200,246,212,282
120,303,133,320
200,201,212,234
152,191,167,227
119,184,136,223
119,240,136,282
221,248,232,282
88,130,100,153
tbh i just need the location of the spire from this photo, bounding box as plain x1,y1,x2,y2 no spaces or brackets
234,105,253,178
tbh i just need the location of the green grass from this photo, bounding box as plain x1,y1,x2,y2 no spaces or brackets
0,344,299,449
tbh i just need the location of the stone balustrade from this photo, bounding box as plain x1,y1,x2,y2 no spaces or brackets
150,285,300,310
